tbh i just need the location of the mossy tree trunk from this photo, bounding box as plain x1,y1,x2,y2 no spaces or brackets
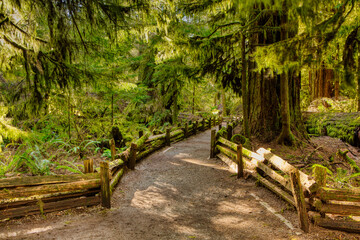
241,33,250,138
247,4,304,142
221,87,226,117
357,56,360,111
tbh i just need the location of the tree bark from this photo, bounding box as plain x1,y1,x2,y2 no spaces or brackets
241,33,250,138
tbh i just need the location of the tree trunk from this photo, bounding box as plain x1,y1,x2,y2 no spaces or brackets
192,84,195,115
358,57,360,112
246,3,304,142
277,72,294,144
242,33,250,138
221,87,226,117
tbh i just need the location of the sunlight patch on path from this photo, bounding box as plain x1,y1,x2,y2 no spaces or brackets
0,226,54,238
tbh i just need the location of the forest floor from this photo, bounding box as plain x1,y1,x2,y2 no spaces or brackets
1,128,360,239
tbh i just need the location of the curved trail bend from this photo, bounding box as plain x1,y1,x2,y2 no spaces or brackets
1,129,326,239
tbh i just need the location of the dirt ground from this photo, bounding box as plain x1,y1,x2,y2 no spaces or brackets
1,128,360,239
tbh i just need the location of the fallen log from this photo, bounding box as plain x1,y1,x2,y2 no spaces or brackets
309,211,360,233
338,150,360,173
305,112,360,146
0,179,101,199
0,196,100,220
0,173,99,189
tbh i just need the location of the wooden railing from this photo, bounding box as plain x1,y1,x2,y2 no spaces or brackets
0,115,221,220
213,124,360,233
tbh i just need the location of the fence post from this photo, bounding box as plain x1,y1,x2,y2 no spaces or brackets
100,161,111,208
237,144,244,178
210,129,216,158
290,169,310,233
139,130,143,138
208,117,212,129
227,123,233,141
213,117,216,126
314,166,327,188
110,139,116,161
128,143,138,170
165,128,171,146
184,122,188,137
84,159,94,173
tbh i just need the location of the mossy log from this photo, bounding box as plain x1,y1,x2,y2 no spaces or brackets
0,179,101,199
170,129,184,138
218,137,263,161
147,134,166,142
0,173,99,189
317,187,360,202
0,195,100,220
338,150,360,173
135,133,150,151
110,168,124,194
257,148,317,193
312,198,360,216
0,189,99,209
309,211,360,233
305,112,360,146
117,148,130,162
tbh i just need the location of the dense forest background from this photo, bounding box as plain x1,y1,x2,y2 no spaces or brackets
1,0,360,177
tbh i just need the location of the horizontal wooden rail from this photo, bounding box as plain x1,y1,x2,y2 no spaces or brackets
0,173,100,189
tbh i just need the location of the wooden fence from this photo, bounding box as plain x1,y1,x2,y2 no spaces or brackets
213,123,360,233
0,116,221,220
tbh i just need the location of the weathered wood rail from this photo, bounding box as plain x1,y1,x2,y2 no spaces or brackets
214,123,360,234
0,115,221,220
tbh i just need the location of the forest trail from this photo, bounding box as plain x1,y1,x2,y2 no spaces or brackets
1,129,325,239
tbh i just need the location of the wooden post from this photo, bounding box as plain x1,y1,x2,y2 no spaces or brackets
227,123,233,141
213,117,216,126
237,144,244,178
314,166,327,188
184,122,188,137
165,128,171,146
84,159,94,173
100,161,111,208
208,117,212,129
139,130,144,138
128,143,137,170
194,121,198,135
210,130,216,158
110,139,116,161
290,169,310,233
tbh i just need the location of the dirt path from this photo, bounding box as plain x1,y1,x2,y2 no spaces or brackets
0,129,354,239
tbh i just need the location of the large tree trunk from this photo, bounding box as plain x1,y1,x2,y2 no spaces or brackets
221,87,226,117
247,4,304,142
358,57,360,112
242,33,250,138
